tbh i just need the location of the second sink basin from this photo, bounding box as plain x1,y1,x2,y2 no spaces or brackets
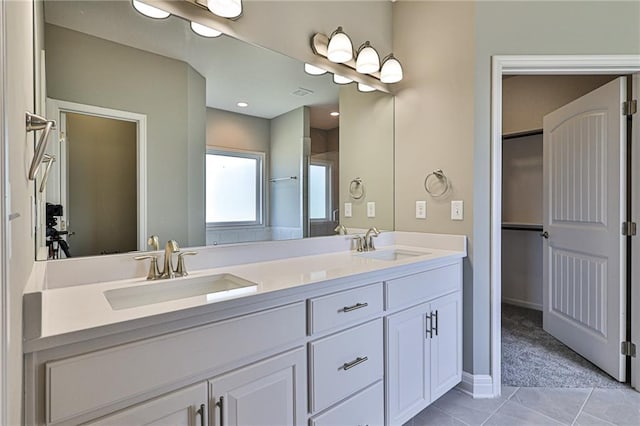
104,273,258,310
357,249,428,261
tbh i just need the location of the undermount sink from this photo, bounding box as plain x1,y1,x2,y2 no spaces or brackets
357,249,428,261
104,274,258,310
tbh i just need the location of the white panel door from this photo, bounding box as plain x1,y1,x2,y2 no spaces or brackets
632,73,639,391
385,302,430,426
430,292,462,401
209,348,306,426
542,77,627,381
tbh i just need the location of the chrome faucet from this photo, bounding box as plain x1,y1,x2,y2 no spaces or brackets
334,224,348,235
147,235,160,251
352,235,365,252
160,240,180,279
364,227,380,251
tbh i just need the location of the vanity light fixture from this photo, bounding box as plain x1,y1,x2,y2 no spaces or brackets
237,102,249,108
333,74,353,85
304,63,327,76
207,0,242,19
357,82,376,93
355,41,380,74
190,21,222,38
380,54,404,84
330,111,340,117
327,27,353,63
132,0,170,19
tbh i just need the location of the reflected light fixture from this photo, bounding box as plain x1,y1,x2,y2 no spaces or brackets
191,22,222,38
237,102,249,108
207,0,242,19
327,27,353,63
304,63,327,76
380,54,403,84
330,111,340,117
333,74,352,85
132,0,170,19
357,83,376,93
355,41,380,74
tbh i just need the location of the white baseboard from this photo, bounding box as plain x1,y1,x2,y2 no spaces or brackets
457,372,495,399
502,297,542,311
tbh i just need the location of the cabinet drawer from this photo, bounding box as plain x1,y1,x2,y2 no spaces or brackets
308,283,383,335
309,319,383,413
46,302,305,424
385,262,461,310
310,381,384,426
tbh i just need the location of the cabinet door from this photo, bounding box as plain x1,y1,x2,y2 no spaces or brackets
385,302,430,426
85,382,207,426
209,348,306,426
429,291,462,401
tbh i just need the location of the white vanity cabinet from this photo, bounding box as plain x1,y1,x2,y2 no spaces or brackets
85,383,208,426
385,266,462,426
209,348,306,426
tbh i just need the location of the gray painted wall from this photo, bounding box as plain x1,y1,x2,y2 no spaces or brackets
44,24,206,249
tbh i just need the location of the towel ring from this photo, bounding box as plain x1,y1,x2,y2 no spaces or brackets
349,177,365,200
424,169,450,198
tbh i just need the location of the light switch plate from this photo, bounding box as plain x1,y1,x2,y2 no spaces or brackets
451,200,463,220
367,202,376,218
344,202,352,218
416,201,427,219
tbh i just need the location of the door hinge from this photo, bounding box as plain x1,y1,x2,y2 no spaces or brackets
621,341,636,357
622,221,637,236
623,100,637,116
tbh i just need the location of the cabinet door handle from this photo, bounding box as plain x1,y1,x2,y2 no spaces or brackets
433,310,439,337
343,356,368,370
216,396,224,425
343,302,368,312
426,313,432,339
196,403,205,426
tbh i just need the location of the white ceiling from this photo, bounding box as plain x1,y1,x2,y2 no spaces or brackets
44,0,340,129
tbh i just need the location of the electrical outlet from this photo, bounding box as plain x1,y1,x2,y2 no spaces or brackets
367,202,376,218
344,202,352,218
416,200,427,219
451,200,464,220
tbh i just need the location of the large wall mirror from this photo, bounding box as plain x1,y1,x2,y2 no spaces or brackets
33,0,394,260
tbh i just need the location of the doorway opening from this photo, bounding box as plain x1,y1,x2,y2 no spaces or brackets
43,99,147,258
490,55,640,398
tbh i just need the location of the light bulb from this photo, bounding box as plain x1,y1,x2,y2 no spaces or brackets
327,27,353,63
380,54,403,83
132,0,170,19
355,42,380,74
191,22,222,38
357,83,376,92
333,74,352,85
207,0,242,18
304,64,327,76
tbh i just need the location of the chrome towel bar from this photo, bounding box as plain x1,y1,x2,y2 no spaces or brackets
26,111,56,180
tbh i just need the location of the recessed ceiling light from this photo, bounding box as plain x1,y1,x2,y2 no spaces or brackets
191,22,222,38
132,0,170,19
330,111,340,117
237,102,249,108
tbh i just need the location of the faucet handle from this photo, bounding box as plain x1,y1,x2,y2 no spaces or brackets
134,255,161,280
175,251,197,277
352,235,364,252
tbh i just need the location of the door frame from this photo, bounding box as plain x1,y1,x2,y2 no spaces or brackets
0,0,7,422
46,99,148,253
490,55,640,397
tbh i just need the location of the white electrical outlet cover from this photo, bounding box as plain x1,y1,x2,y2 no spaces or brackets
344,202,352,217
416,201,427,219
367,202,375,218
451,200,464,220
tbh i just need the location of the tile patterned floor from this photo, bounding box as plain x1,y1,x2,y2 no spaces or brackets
404,386,640,426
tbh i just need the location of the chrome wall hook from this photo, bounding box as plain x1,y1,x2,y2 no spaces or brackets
26,111,57,180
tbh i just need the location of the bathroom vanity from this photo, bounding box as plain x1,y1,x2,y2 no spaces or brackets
23,232,465,425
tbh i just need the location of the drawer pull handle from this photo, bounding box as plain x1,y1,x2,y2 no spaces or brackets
433,310,439,336
343,302,368,312
196,404,205,426
426,313,432,339
343,356,368,370
216,396,224,425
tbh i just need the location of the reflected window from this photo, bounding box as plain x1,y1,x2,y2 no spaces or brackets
309,162,331,221
206,150,263,226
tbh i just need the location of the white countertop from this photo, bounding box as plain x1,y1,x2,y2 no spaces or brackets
23,232,467,352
